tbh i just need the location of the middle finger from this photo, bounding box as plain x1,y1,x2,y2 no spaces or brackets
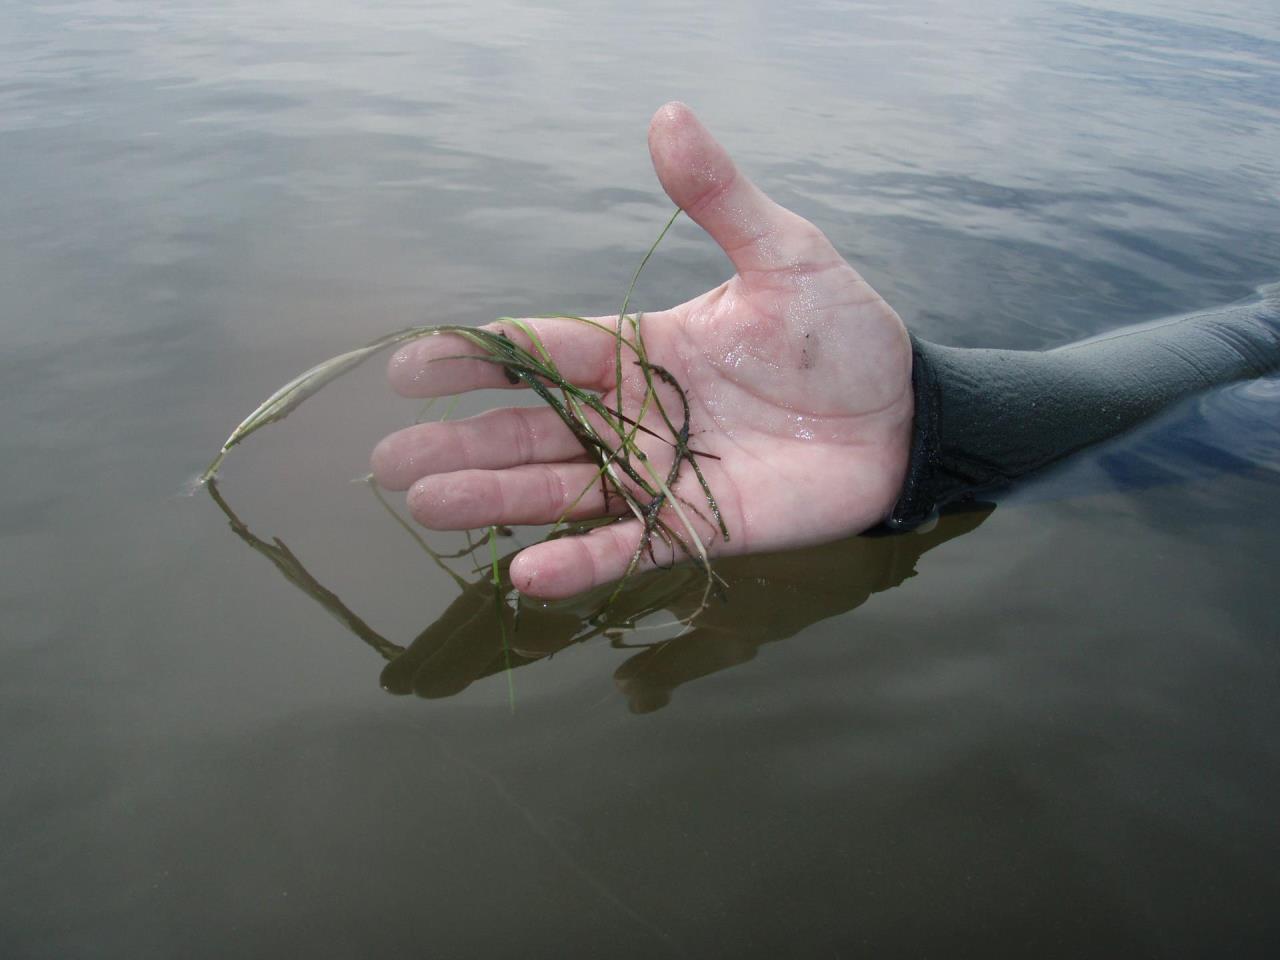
372,406,590,491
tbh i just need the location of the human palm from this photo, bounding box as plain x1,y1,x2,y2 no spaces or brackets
372,103,914,598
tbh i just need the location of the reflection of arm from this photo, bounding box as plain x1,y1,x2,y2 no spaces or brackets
889,290,1280,528
615,507,993,713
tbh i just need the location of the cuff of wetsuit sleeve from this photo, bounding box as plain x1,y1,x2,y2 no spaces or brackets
885,334,943,530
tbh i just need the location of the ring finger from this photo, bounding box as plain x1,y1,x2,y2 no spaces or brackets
406,462,626,530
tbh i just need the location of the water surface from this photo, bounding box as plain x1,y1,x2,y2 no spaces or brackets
3,1,1280,955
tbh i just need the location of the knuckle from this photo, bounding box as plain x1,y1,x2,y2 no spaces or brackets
510,407,536,464
540,466,568,515
453,422,476,469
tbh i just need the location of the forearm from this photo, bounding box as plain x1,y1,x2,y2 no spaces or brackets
887,289,1280,529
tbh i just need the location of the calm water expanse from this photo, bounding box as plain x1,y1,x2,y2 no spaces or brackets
3,0,1280,955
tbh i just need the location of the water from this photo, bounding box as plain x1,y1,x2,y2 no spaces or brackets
3,1,1280,955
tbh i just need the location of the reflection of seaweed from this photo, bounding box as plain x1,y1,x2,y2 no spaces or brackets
205,478,699,686
206,480,403,662
206,480,993,713
199,209,726,619
363,474,471,590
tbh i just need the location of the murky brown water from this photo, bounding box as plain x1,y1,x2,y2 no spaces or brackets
4,1,1280,955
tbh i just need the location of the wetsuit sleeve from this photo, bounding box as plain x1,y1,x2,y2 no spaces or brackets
886,292,1280,530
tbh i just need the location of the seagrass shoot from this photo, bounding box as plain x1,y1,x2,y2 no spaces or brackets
200,208,729,618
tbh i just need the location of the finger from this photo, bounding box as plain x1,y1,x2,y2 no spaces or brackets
647,101,844,278
509,519,674,600
372,406,588,491
406,463,621,530
612,627,755,714
387,314,622,399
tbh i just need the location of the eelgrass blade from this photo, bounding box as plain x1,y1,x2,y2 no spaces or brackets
201,207,725,641
364,476,471,591
614,208,682,437
499,317,554,367
199,326,430,483
490,525,516,712
200,322,519,483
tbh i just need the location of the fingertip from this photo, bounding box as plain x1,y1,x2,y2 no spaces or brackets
386,343,423,397
371,426,435,491
510,546,557,599
369,434,399,489
406,474,464,529
648,100,695,143
647,102,734,215
512,522,642,600
509,550,537,594
404,476,436,526
510,543,588,601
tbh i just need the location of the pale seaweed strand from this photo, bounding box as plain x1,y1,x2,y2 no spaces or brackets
200,326,432,483
614,208,682,440
362,475,471,591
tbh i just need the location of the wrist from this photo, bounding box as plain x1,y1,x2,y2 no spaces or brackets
885,334,939,530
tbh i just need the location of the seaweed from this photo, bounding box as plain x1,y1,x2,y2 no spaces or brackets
200,209,726,618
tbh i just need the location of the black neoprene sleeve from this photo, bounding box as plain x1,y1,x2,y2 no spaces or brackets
886,288,1280,530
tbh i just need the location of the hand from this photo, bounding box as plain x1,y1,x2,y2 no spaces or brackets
371,102,915,599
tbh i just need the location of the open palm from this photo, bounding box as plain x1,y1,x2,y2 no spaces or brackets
372,103,914,599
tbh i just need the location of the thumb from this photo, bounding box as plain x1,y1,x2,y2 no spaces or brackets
647,102,844,278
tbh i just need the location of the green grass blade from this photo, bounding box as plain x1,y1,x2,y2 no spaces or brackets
490,525,516,712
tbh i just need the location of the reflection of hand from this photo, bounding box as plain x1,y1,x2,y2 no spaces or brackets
611,507,991,713
380,508,992,712
208,469,988,712
372,102,914,599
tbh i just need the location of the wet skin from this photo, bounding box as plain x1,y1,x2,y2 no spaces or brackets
371,103,916,600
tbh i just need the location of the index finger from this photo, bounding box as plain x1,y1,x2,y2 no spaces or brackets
387,314,623,398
